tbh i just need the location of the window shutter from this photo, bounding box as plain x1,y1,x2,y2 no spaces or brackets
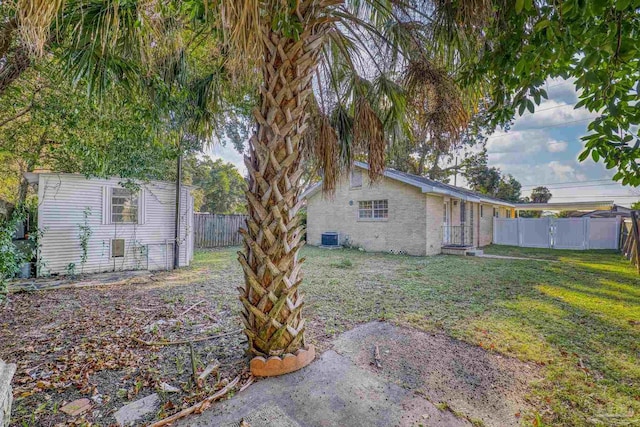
138,188,146,225
102,186,110,225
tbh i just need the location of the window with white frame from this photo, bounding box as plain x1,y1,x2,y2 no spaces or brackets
506,210,512,218
350,170,363,188
358,200,388,219
493,207,499,218
111,188,139,223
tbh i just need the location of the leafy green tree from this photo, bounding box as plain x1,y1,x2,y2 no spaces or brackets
530,186,553,204
0,61,179,207
463,150,522,202
457,0,640,186
183,156,247,214
520,186,552,218
631,201,640,211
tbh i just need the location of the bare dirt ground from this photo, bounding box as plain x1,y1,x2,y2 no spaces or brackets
1,261,250,426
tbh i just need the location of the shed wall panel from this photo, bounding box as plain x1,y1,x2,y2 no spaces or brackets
37,174,193,276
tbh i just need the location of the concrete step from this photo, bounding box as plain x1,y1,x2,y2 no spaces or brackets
466,249,484,256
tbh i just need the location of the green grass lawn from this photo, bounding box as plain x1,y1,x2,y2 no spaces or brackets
192,245,640,426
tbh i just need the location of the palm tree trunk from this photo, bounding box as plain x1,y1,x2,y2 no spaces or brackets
238,7,328,358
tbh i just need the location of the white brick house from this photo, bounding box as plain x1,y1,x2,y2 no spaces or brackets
303,162,515,256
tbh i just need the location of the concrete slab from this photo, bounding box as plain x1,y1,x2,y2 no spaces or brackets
177,350,470,427
332,322,538,427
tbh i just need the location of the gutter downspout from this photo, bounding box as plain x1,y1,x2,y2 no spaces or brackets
174,154,182,270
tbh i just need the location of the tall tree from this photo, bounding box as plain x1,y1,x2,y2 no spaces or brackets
530,186,552,204
463,150,522,202
183,156,247,214
520,186,552,218
13,0,640,372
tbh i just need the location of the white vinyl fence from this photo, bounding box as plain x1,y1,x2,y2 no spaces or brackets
493,217,621,250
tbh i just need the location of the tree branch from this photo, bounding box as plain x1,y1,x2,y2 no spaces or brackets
0,87,40,128
0,45,31,96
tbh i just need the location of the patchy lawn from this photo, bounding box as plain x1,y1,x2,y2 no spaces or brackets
1,245,639,426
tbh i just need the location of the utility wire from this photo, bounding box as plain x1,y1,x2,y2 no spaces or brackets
486,118,593,140
521,178,613,186
522,182,622,190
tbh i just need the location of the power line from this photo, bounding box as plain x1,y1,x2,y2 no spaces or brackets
521,178,613,187
522,182,622,190
548,195,638,199
486,118,593,140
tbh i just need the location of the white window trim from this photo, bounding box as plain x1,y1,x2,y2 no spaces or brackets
102,186,145,225
357,199,388,221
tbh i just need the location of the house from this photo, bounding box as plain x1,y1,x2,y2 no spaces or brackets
25,172,195,276
304,162,515,256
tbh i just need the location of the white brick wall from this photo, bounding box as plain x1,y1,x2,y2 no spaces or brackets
306,169,429,255
305,167,506,254
425,194,444,255
478,203,494,247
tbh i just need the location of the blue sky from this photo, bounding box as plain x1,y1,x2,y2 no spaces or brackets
482,78,638,207
208,78,639,207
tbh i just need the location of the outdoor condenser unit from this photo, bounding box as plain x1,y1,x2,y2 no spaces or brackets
321,232,340,247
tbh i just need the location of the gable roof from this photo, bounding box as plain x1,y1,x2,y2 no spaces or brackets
303,161,515,207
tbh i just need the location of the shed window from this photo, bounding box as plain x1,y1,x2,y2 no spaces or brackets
480,205,484,217
506,210,512,218
358,200,388,219
111,188,138,223
493,208,499,218
350,170,363,188
111,239,125,258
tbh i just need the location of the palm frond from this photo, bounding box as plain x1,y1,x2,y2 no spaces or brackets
403,58,469,154
353,95,385,180
16,0,63,55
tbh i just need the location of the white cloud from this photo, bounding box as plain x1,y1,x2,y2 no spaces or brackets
547,140,567,152
511,99,598,131
486,131,570,161
492,159,636,206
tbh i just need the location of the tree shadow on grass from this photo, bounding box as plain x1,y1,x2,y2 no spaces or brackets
471,276,640,426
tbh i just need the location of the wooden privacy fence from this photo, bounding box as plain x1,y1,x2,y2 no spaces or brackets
194,213,247,248
621,211,640,273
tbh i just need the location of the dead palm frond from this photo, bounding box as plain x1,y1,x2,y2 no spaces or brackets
404,58,469,155
15,0,63,55
353,95,385,180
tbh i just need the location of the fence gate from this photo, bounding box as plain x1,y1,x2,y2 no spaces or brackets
194,213,248,248
493,217,621,250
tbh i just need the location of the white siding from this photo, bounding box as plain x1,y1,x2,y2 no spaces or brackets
37,174,194,276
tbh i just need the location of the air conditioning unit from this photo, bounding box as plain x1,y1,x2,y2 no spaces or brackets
321,232,340,247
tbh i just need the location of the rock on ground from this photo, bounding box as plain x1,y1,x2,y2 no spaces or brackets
0,360,16,427
60,398,92,417
114,393,160,426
